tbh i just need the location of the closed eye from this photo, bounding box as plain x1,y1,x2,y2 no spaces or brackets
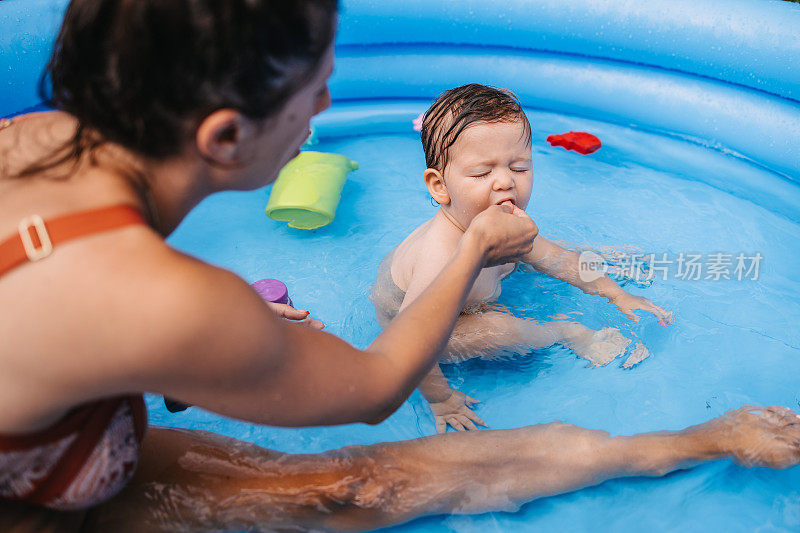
470,172,491,178
511,168,530,173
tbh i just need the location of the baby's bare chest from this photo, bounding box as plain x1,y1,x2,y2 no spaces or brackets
466,263,516,304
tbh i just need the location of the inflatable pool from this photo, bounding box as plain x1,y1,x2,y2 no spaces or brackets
3,0,799,531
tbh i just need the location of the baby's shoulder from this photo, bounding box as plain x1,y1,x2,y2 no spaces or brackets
389,219,460,287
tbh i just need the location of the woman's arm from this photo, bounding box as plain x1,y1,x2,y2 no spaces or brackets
130,204,538,427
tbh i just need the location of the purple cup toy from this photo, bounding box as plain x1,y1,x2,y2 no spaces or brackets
251,278,293,307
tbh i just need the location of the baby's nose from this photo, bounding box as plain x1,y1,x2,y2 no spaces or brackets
493,171,515,190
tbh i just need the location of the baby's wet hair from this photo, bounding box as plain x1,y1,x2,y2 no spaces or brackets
420,83,531,172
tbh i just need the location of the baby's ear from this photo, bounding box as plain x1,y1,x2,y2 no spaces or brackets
424,168,450,205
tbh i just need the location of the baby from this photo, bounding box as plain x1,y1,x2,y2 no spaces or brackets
371,84,672,434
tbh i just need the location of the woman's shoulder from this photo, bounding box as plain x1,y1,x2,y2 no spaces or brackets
0,111,78,180
0,237,273,430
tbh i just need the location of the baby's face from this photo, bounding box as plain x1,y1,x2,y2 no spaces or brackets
441,120,532,228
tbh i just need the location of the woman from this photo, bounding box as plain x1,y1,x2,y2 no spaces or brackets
0,1,798,531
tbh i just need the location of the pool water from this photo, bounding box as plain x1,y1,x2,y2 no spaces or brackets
155,105,800,532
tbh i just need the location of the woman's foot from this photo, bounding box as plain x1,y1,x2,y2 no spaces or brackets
699,405,800,469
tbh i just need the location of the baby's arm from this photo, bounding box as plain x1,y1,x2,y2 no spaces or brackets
399,244,486,433
523,235,672,325
419,364,486,433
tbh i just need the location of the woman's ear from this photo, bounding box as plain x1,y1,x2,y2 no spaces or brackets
424,168,450,205
195,109,257,166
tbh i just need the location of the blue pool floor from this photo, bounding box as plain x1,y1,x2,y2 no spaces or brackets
153,106,800,532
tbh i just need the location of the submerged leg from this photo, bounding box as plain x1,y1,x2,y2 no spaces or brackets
84,406,800,532
0,501,86,533
441,308,636,367
440,308,562,363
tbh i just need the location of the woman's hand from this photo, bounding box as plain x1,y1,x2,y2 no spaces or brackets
465,204,539,267
610,292,673,326
266,302,325,330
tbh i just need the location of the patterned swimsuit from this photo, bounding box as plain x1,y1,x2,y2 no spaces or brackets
0,396,147,510
0,191,150,509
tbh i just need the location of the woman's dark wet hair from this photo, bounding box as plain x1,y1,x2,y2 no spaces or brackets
25,0,337,175
421,83,531,172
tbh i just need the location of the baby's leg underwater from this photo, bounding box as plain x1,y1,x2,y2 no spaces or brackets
442,308,647,368
440,308,564,363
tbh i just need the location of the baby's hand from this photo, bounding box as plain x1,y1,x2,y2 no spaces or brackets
266,302,325,330
429,390,487,434
611,293,673,326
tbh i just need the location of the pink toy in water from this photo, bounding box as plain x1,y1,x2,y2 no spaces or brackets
412,112,425,132
251,278,293,306
546,131,602,155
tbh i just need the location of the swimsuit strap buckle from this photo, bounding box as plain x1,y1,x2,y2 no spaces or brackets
18,215,53,262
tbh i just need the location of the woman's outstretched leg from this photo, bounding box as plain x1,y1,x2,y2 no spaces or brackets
0,501,85,533
84,406,800,532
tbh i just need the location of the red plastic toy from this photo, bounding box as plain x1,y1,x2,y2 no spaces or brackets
546,131,602,155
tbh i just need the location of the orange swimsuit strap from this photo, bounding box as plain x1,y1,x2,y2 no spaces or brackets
0,204,147,277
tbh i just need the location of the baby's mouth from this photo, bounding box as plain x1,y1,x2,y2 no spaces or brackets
497,199,516,207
